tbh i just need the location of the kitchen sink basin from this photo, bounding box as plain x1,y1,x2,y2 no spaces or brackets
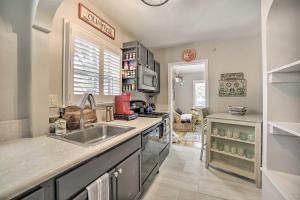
51,124,135,146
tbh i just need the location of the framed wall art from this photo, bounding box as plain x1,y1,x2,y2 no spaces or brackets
218,73,247,97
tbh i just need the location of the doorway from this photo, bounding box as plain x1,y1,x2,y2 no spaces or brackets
168,60,208,148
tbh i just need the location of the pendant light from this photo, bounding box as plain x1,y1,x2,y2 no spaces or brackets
175,74,184,86
141,0,169,7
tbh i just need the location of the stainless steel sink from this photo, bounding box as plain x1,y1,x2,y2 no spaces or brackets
51,124,135,146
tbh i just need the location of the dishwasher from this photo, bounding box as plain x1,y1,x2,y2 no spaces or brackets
141,124,160,191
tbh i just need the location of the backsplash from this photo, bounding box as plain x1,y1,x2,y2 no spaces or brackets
0,119,30,142
130,91,149,102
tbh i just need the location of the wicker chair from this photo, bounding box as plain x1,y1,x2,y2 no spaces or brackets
173,111,196,132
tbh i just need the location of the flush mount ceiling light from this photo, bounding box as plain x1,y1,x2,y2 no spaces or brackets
141,0,169,7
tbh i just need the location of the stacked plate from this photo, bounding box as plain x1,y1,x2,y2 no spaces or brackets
228,106,247,115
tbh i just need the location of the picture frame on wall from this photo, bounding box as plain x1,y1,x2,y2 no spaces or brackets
218,73,247,97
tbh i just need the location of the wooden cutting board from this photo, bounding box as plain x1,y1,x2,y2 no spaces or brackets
64,105,97,130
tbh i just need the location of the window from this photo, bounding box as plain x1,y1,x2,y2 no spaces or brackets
193,80,206,107
72,37,100,95
103,49,121,95
63,21,123,105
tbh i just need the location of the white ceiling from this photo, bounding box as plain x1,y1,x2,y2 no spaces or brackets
89,0,261,49
174,64,205,74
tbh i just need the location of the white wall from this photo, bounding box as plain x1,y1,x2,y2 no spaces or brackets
49,0,134,116
0,0,135,140
175,72,204,113
154,36,262,114
0,0,33,141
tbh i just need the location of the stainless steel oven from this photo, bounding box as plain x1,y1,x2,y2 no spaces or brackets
138,65,158,91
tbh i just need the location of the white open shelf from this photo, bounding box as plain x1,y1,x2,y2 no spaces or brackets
211,134,255,145
268,121,300,137
268,60,300,73
211,149,255,162
262,168,300,200
211,160,255,180
268,60,300,83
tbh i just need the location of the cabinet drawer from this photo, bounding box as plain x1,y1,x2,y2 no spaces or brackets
56,135,141,200
20,188,44,200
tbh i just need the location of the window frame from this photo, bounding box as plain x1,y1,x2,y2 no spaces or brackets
63,19,122,106
193,80,208,108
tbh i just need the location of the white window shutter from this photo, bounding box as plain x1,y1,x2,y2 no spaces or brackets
73,37,100,95
104,49,121,95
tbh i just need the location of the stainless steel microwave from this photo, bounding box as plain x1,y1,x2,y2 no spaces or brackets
138,65,158,92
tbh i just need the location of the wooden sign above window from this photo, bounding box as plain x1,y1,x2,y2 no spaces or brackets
78,3,115,40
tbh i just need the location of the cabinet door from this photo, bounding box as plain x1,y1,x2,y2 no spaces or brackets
138,43,147,66
19,188,44,200
116,150,141,200
147,50,154,70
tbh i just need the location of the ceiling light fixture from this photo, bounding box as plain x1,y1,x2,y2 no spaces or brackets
175,74,184,86
141,0,169,7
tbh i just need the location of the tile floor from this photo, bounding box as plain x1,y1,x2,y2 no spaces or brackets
142,145,261,200
173,131,202,149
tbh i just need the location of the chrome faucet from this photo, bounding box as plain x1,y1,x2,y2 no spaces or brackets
77,93,97,130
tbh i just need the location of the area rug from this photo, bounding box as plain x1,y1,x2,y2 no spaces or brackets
184,132,201,142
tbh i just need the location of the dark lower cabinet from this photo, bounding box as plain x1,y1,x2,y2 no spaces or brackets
19,188,44,200
14,179,55,200
56,135,141,200
14,123,167,200
110,150,141,200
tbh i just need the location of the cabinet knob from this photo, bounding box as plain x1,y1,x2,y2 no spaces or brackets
113,171,119,177
117,168,123,174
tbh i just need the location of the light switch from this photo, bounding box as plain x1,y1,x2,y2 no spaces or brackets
49,94,58,108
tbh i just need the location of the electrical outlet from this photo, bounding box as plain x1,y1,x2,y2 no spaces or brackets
49,94,58,108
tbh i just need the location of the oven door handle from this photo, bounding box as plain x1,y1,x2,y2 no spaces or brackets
143,124,159,135
142,134,149,150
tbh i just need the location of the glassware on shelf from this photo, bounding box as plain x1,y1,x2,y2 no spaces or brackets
238,147,245,156
212,141,218,149
245,149,254,159
233,130,240,139
224,144,230,152
247,134,255,142
231,146,237,154
226,129,233,138
218,143,225,151
218,128,226,136
240,132,248,141
212,127,218,135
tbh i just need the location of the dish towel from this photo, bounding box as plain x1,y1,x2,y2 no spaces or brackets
86,173,110,200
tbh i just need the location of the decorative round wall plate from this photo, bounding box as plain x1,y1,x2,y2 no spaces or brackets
182,48,196,62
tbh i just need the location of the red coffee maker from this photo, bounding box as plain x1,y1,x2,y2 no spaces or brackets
115,93,134,115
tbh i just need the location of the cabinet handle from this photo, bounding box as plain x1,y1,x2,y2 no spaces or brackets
113,171,119,178
117,168,123,174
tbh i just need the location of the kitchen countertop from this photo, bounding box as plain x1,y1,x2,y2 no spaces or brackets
0,117,162,199
207,113,263,123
